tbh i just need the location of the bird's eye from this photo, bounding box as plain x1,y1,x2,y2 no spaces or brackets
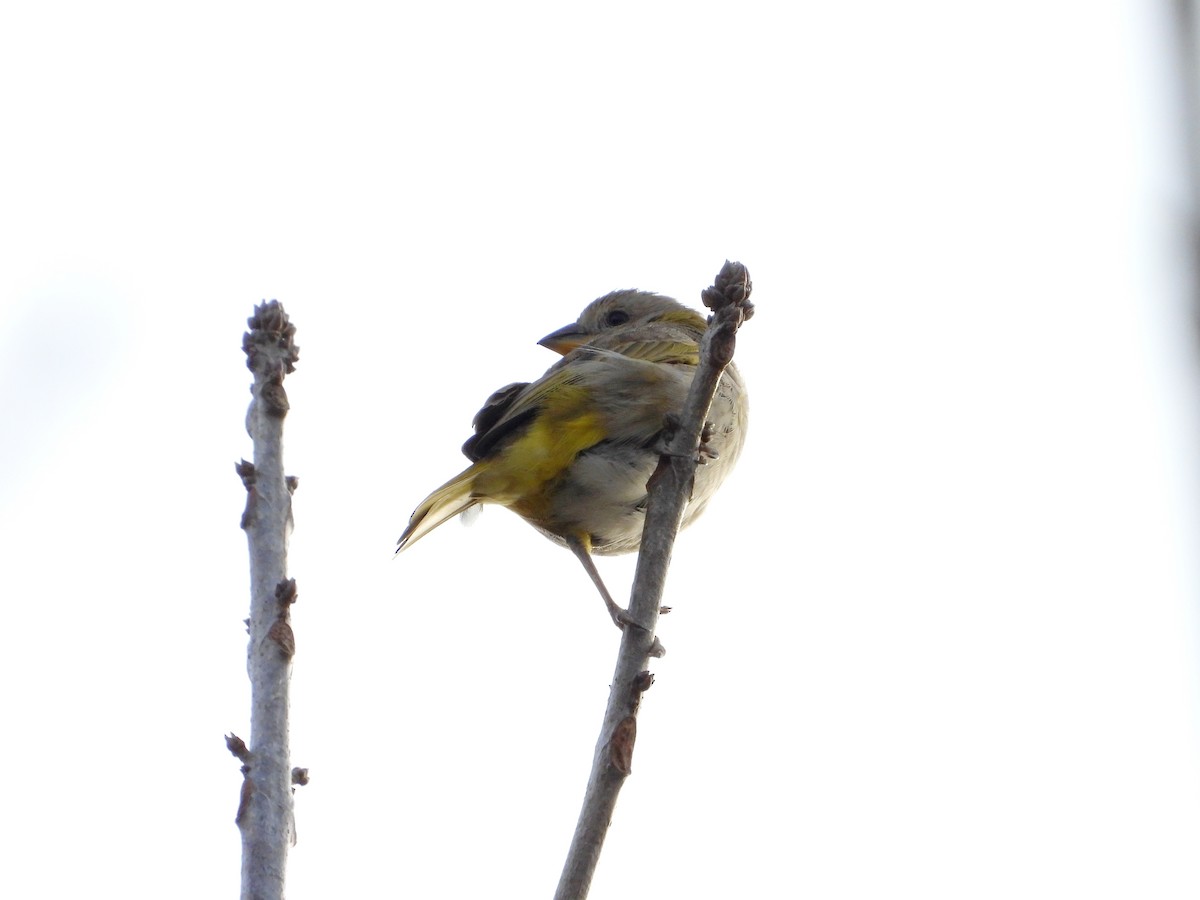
604,310,630,328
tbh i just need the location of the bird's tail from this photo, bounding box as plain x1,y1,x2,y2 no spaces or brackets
396,465,481,552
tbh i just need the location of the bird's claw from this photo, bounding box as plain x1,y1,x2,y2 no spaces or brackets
697,422,720,464
656,418,719,465
609,603,656,634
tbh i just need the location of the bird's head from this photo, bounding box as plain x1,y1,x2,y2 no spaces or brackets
537,290,708,355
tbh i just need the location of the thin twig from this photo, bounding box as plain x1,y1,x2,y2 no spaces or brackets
554,262,754,900
1171,1,1200,338
236,301,301,900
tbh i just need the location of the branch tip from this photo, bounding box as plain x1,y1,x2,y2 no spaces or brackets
243,300,300,374
700,260,754,321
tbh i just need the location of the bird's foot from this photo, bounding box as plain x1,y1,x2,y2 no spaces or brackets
607,600,640,631
696,421,720,464
606,598,662,634
655,416,719,465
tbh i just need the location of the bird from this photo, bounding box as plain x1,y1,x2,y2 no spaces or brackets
395,289,748,627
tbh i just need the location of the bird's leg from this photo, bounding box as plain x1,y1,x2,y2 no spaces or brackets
565,534,630,630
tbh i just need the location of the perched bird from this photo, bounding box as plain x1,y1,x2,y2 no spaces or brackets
396,289,748,626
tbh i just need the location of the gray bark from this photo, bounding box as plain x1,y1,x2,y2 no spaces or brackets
554,262,753,900
233,301,301,900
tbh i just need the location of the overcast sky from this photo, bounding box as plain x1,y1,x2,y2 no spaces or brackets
2,2,1199,898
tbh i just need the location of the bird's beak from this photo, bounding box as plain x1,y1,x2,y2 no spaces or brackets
537,323,590,355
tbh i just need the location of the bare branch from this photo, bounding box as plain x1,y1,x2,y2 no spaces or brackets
1171,2,1200,347
235,300,301,900
554,261,753,900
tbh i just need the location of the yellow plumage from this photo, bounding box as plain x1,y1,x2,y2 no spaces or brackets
396,289,747,626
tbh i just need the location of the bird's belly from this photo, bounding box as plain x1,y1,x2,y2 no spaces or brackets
517,364,746,556
528,443,655,555
526,441,734,556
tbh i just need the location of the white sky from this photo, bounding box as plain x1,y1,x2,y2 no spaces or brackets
2,2,1199,897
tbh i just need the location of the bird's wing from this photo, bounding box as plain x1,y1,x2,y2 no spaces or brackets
460,364,592,462
462,381,529,461
462,332,700,463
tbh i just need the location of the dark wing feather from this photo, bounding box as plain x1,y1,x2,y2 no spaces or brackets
461,381,530,461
